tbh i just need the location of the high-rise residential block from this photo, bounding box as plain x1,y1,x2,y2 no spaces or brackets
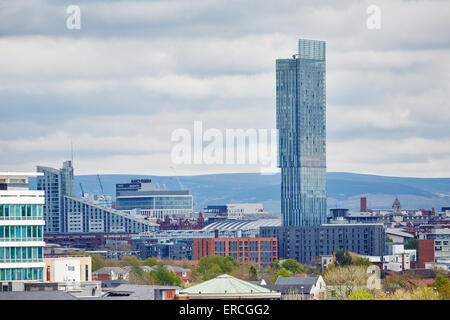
276,39,327,226
37,161,74,233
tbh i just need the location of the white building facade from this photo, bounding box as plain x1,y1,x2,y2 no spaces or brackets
0,173,46,288
226,203,268,220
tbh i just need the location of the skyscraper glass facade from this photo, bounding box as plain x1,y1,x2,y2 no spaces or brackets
276,39,327,227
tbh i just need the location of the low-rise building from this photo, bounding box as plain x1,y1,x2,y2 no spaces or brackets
93,267,129,281
164,265,191,282
101,284,182,300
424,260,450,272
177,274,281,300
385,228,414,244
418,229,450,268
43,256,92,282
270,275,326,300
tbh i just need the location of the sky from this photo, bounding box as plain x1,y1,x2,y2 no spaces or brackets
0,0,449,177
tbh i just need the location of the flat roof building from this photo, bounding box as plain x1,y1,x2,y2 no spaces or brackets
0,172,46,288
115,179,193,219
260,223,385,264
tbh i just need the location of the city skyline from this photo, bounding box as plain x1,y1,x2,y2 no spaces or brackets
1,0,450,178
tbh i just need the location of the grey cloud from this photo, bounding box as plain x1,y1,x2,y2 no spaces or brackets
0,0,449,176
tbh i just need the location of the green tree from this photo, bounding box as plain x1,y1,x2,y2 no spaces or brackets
281,259,305,274
122,255,142,266
221,256,238,273
272,268,290,284
432,273,449,290
151,267,181,286
386,235,393,242
347,289,374,300
143,257,158,267
203,264,223,280
352,256,371,267
405,238,419,250
197,255,239,280
334,250,352,267
438,283,450,300
87,254,107,271
249,265,258,281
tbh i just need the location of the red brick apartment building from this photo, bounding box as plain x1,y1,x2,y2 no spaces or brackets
193,237,278,268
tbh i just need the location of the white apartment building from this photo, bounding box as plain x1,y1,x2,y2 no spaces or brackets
0,172,46,290
364,243,417,272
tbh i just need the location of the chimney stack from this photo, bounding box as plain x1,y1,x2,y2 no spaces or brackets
360,197,367,212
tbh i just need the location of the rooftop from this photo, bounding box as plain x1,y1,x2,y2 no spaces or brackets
0,291,77,300
202,219,281,231
180,274,276,295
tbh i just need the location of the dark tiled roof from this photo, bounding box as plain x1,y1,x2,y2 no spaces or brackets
275,276,319,286
262,284,313,294
0,291,78,300
101,280,128,288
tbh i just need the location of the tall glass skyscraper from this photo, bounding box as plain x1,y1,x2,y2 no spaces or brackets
276,39,327,227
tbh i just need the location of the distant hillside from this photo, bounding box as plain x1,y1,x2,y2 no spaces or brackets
29,172,450,213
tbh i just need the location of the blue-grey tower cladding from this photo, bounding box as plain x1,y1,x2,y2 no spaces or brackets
276,39,327,227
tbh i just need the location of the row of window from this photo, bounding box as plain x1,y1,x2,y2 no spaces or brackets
0,267,43,281
0,204,43,220
0,225,43,241
0,246,43,263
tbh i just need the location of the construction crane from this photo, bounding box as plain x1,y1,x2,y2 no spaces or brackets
97,174,104,195
79,183,85,198
170,166,185,190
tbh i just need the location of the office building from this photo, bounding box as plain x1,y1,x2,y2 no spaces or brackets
0,172,46,288
115,179,193,219
260,224,385,264
37,161,74,233
203,205,228,218
276,39,327,227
